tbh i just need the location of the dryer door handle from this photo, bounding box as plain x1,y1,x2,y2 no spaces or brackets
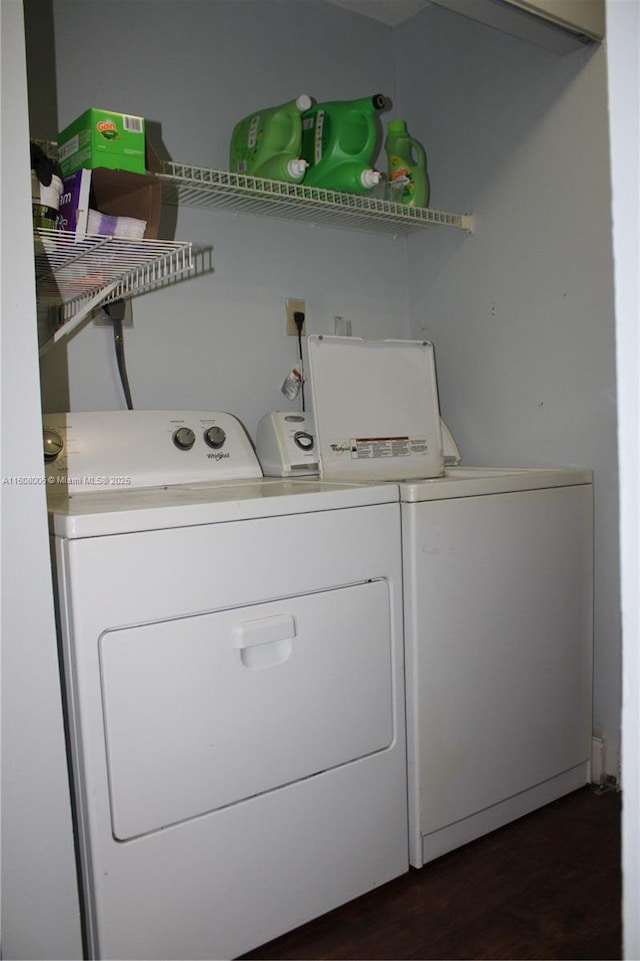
233,613,296,649
232,613,296,669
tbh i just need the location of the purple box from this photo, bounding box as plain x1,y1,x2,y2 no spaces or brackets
58,168,92,235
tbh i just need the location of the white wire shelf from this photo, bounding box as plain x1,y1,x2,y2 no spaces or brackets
33,140,473,234
159,162,474,235
34,229,194,323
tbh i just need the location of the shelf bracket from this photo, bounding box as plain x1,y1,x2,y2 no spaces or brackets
39,281,119,357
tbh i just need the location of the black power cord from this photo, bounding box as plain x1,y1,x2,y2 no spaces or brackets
293,310,305,412
103,299,133,410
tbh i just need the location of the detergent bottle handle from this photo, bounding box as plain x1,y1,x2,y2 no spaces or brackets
408,136,427,170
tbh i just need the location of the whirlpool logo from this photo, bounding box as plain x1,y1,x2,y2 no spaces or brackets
207,451,230,461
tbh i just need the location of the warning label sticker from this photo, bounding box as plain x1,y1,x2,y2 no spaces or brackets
328,437,429,459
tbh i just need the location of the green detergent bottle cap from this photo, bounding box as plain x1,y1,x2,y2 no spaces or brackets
288,158,309,178
388,119,408,134
361,169,381,188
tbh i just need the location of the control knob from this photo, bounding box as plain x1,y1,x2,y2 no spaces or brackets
204,425,226,449
43,429,64,462
294,430,314,451
172,427,196,450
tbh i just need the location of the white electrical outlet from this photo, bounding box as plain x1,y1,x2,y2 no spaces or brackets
286,299,306,336
334,316,352,336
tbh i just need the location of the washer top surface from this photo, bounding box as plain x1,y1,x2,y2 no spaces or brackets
288,466,593,503
395,465,593,501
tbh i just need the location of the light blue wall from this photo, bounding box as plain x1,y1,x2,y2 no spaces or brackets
41,0,409,438
606,0,640,951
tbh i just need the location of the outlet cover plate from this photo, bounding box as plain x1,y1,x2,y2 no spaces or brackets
286,298,306,336
94,299,133,327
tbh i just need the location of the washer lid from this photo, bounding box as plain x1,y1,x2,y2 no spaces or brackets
308,335,444,481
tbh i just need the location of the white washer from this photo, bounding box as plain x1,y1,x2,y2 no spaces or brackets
44,410,408,960
308,336,594,868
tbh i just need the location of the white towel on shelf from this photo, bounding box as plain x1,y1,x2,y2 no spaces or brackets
87,208,147,240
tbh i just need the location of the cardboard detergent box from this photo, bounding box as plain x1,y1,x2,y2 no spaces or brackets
57,111,162,239
57,108,147,176
58,166,162,240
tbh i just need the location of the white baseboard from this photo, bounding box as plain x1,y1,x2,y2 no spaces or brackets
591,734,606,785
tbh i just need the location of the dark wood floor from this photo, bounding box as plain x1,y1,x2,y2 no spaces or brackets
241,786,621,961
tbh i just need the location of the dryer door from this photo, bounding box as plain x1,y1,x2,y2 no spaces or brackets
100,578,395,840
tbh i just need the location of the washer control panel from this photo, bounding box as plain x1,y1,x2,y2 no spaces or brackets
256,411,319,477
43,411,262,493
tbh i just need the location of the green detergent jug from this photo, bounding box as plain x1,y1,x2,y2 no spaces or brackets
229,94,312,183
385,119,429,207
301,94,386,193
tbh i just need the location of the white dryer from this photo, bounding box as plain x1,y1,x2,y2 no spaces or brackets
44,410,408,960
307,336,594,868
